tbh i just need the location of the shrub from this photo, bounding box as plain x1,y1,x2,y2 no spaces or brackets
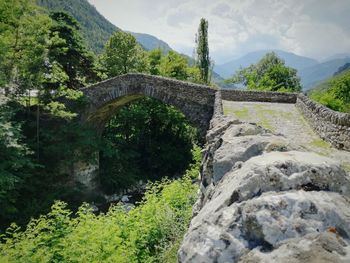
0,169,199,262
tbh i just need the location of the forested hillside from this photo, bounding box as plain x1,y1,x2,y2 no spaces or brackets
37,0,172,53
37,0,117,53
300,57,350,89
309,68,350,113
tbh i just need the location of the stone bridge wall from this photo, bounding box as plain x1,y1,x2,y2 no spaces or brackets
221,89,349,151
221,89,297,103
296,94,350,151
82,74,216,138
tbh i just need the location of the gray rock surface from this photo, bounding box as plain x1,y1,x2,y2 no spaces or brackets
240,232,350,263
178,116,350,263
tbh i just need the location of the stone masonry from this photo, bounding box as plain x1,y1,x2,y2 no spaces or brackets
296,94,350,151
178,90,350,263
81,73,216,137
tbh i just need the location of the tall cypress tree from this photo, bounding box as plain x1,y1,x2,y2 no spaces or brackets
196,18,210,84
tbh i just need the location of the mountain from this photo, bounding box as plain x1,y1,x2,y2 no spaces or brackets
214,50,318,79
322,53,350,62
333,63,350,76
37,0,172,54
129,32,172,53
300,58,350,90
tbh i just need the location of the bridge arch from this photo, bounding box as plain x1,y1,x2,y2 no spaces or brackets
81,73,216,137
73,74,216,192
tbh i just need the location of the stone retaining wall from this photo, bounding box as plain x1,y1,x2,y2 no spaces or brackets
296,94,350,151
221,89,297,103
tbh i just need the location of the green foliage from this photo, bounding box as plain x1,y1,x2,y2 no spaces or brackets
196,18,210,84
0,0,49,95
100,98,198,194
148,48,163,75
227,52,302,92
148,49,202,83
40,11,99,119
37,0,117,54
101,31,149,77
0,103,37,225
45,11,99,90
310,69,350,112
0,103,103,229
0,175,199,263
159,51,189,80
37,0,172,55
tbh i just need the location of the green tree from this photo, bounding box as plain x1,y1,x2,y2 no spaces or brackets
0,0,49,97
40,11,100,119
148,48,163,75
227,52,302,92
46,11,99,90
159,51,189,80
196,18,210,84
101,31,148,77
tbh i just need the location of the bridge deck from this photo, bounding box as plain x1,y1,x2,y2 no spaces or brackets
223,100,350,173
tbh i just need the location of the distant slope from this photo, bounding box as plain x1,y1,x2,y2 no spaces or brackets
129,32,172,53
322,53,350,62
215,50,318,79
333,63,350,76
37,0,172,53
308,68,350,95
37,0,118,53
300,58,350,90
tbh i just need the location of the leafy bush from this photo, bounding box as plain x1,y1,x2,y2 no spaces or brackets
0,169,198,263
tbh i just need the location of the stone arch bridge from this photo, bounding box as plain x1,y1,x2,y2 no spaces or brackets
73,73,217,191
80,73,217,137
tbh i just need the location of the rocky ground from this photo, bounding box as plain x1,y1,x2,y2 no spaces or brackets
178,102,350,263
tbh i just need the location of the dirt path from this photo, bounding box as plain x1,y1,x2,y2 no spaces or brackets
223,100,350,173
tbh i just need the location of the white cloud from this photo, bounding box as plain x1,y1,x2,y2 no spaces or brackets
88,0,350,63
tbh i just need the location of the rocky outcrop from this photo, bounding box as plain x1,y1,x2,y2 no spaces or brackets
178,115,350,263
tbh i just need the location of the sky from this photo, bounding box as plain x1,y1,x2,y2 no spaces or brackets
87,0,350,64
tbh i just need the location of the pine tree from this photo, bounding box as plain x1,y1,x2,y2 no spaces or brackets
196,18,210,84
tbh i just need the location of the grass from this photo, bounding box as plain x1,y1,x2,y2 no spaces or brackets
342,163,350,173
309,138,330,149
224,107,249,119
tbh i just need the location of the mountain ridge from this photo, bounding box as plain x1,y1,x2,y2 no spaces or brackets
300,57,350,89
215,49,350,90
214,49,319,79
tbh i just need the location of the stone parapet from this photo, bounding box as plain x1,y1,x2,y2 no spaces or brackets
296,94,350,151
221,89,297,103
